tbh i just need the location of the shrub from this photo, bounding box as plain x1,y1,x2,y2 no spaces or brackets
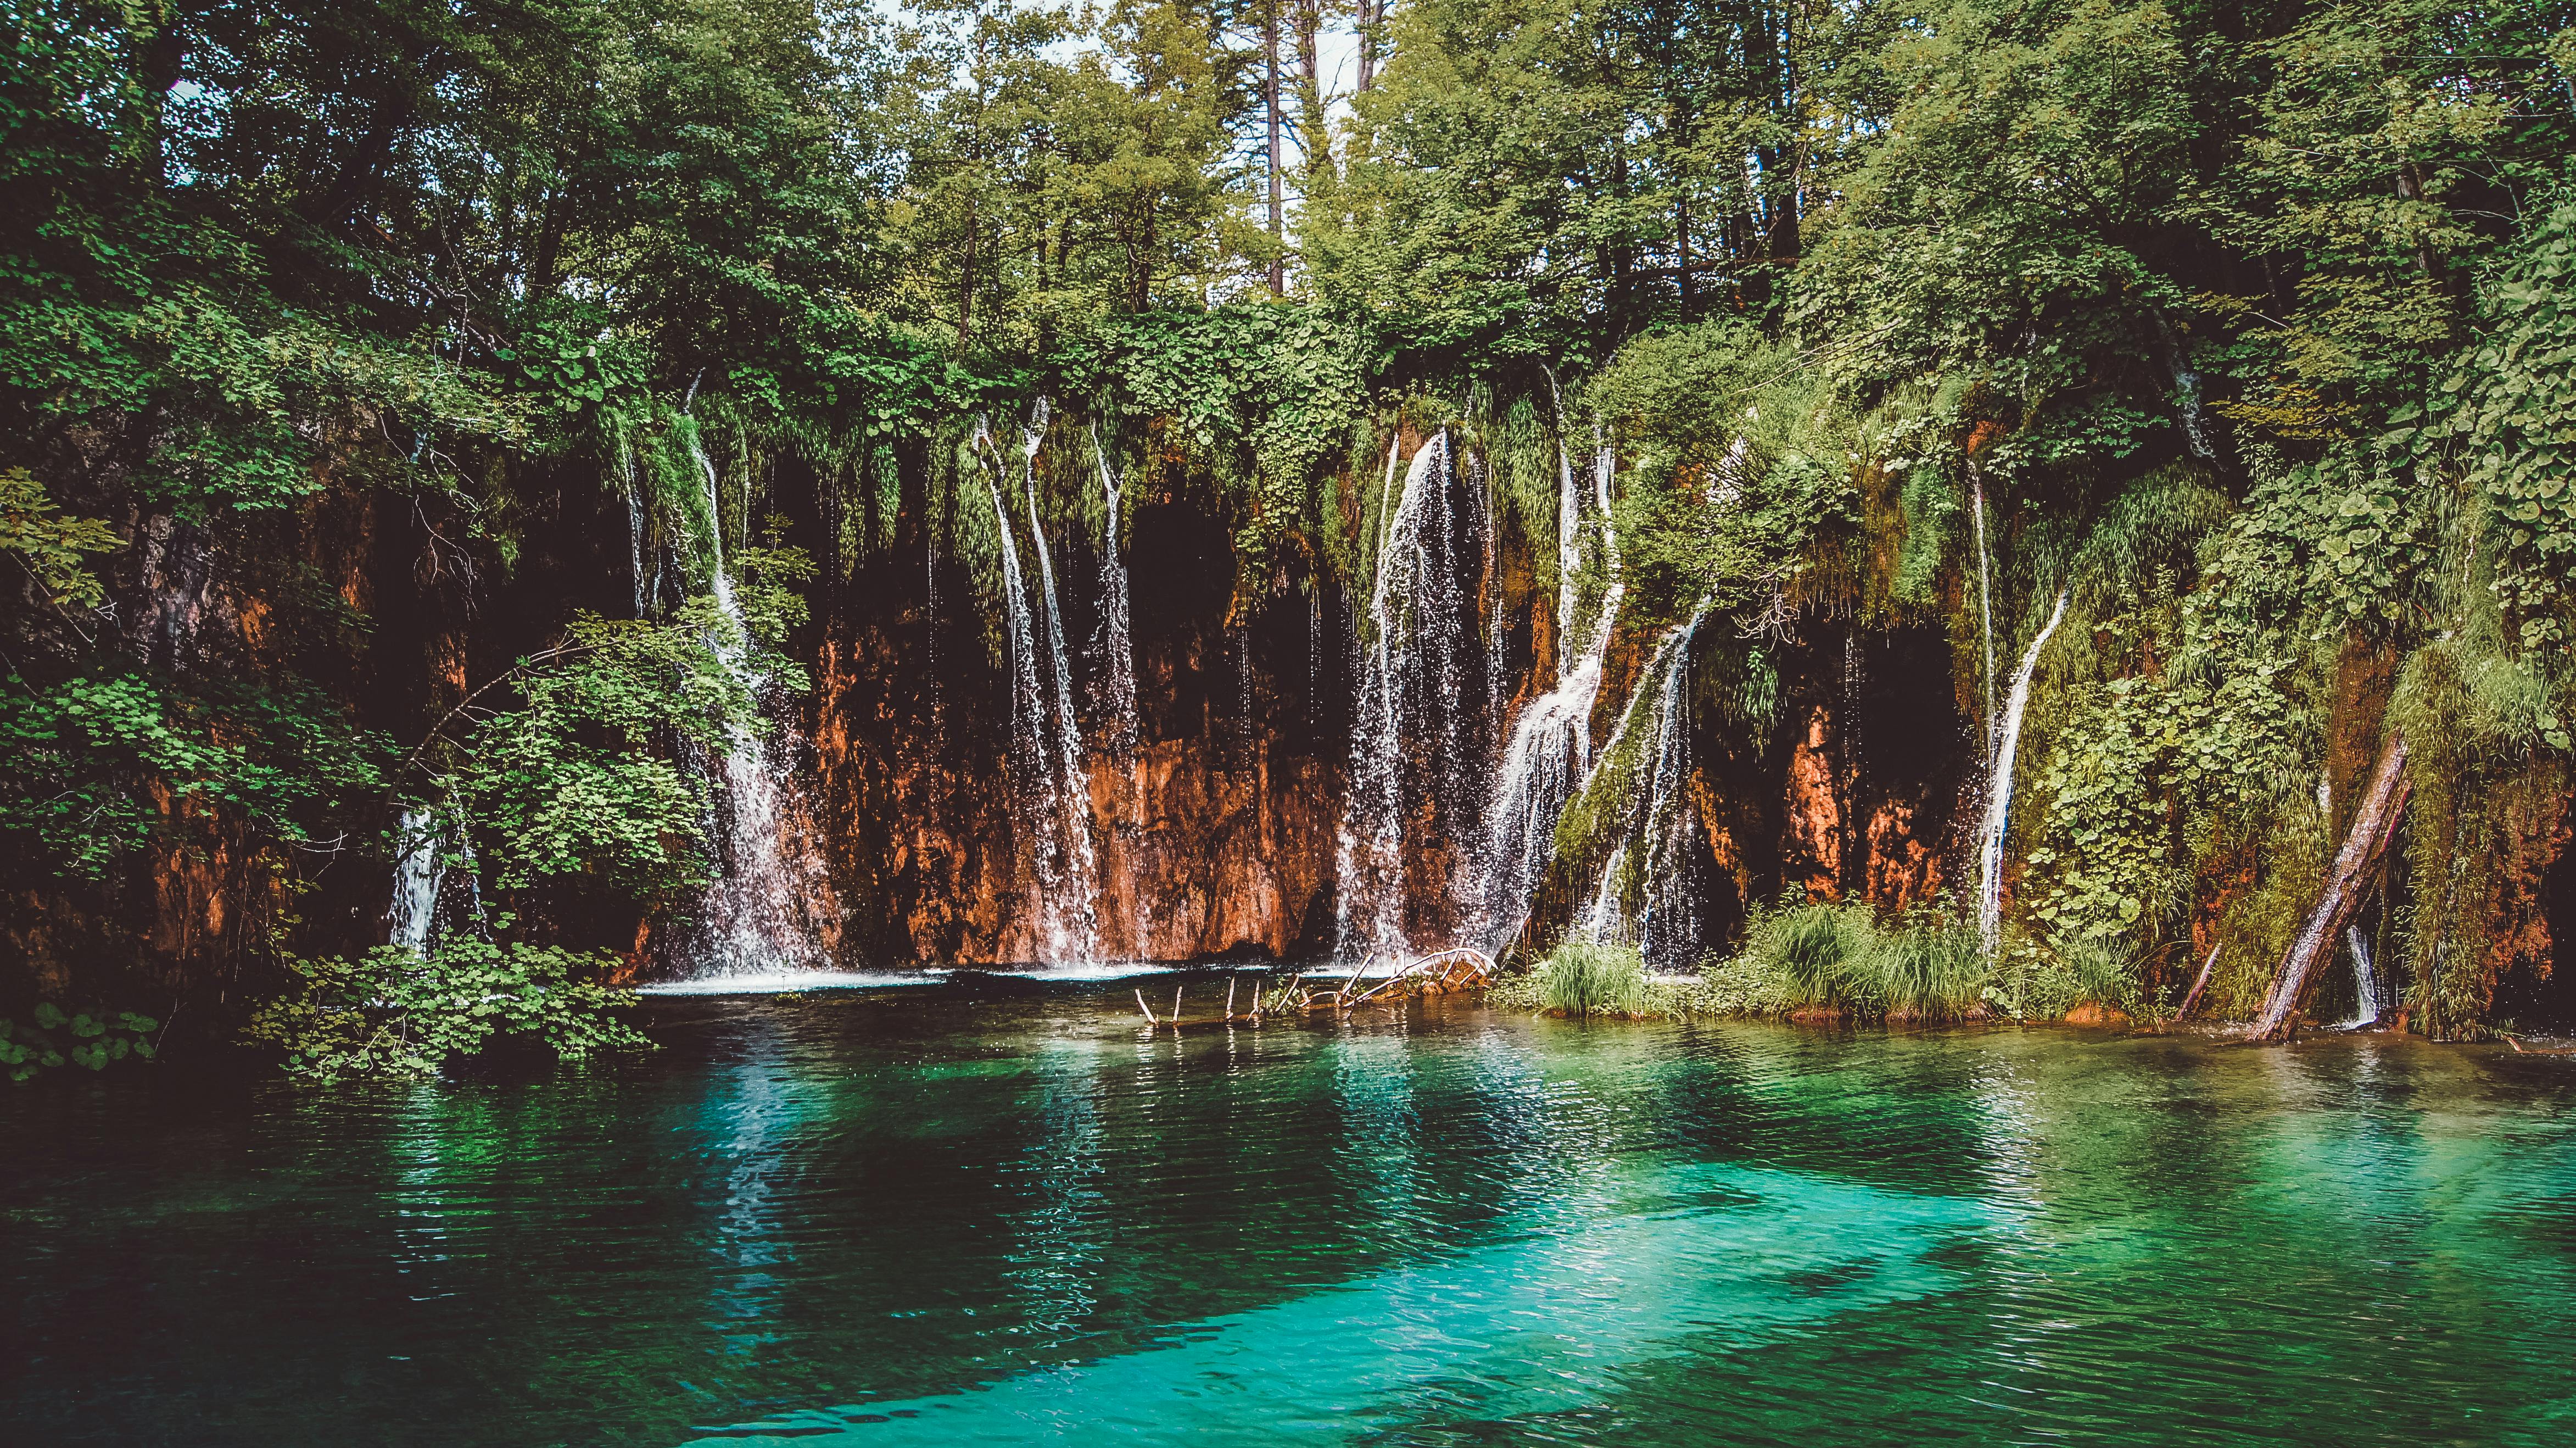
243,929,651,1082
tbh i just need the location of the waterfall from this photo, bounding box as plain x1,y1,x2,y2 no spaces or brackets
1970,466,1997,765
680,423,834,978
619,445,649,619
1020,408,1101,963
1236,628,1255,749
388,806,445,955
1976,591,2069,958
1556,407,1584,644
1091,426,1138,765
1635,610,1706,968
1335,431,1485,956
1478,424,1625,942
2345,925,2382,1028
982,455,1066,951
1560,612,1703,958
1583,844,1629,945
976,416,1099,966
1307,584,1323,735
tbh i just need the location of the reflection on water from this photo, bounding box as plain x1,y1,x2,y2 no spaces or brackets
708,1160,1991,1444
4,984,2575,1448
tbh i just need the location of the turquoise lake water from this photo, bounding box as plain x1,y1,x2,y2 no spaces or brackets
6,976,2575,1445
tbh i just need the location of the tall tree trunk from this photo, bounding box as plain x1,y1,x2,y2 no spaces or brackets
2250,730,2411,1042
1675,196,1692,308
1266,2,1284,294
142,9,187,187
1357,0,1380,94
1294,0,1329,181
958,194,976,347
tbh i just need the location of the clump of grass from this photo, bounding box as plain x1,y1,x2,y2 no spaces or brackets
1536,942,1648,1018
1724,899,1990,1022
1740,900,1875,1011
1496,903,1997,1027
1869,912,1986,1021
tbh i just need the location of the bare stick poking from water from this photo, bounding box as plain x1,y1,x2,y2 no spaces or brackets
2178,942,2221,1020
1135,988,1158,1026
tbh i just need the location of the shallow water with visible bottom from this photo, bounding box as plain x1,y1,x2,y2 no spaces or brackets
7,975,2575,1446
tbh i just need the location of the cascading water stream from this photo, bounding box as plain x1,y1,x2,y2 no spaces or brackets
619,445,649,619
1336,431,1484,956
1970,466,1997,765
1018,406,1100,962
1091,426,1138,768
1479,421,1626,942
1566,614,1701,955
388,806,445,955
979,429,1070,960
2345,925,2382,1028
1583,844,1629,945
1634,609,1707,966
680,424,834,978
1976,591,2069,959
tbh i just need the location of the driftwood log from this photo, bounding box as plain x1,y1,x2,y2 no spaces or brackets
1262,948,1498,1015
2249,730,2410,1043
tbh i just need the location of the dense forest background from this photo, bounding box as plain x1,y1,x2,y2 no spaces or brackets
7,0,2576,1070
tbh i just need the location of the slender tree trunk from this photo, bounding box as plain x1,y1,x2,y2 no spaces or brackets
2250,731,2411,1043
1676,194,1692,308
1357,0,1380,94
1266,2,1284,294
142,12,186,186
959,194,976,346
1293,0,1329,181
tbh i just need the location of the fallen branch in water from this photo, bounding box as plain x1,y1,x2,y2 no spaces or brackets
2177,942,2220,1020
2503,1035,2576,1056
2250,730,2410,1044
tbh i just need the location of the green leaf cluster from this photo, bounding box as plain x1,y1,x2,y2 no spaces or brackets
241,934,648,1083
1,1003,159,1082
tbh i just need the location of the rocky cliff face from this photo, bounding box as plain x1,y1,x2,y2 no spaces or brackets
783,432,1985,972
5,430,2074,993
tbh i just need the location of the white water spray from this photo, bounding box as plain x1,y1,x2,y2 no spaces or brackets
1976,590,2069,958
2345,925,2382,1028
388,806,445,955
1583,844,1629,945
1480,422,1626,940
681,424,835,978
1336,432,1484,956
1092,426,1138,766
619,445,649,619
1020,408,1100,962
1635,610,1707,967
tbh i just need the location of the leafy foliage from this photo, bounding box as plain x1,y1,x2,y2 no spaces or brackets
430,594,801,903
0,666,384,878
242,935,648,1083
0,468,121,607
1,1003,159,1082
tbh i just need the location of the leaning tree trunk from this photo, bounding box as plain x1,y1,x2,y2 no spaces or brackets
2249,731,2410,1043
